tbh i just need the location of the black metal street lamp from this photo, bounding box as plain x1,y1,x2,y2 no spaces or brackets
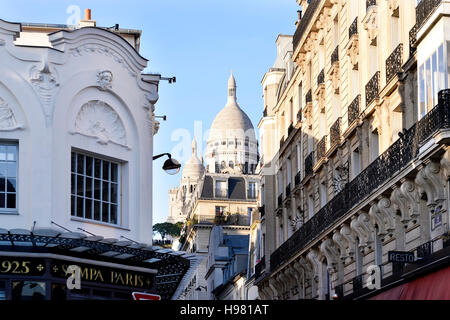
153,153,181,175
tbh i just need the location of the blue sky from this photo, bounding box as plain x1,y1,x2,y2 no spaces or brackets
1,0,299,225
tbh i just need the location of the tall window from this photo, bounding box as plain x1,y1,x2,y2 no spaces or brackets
215,206,226,216
248,182,257,199
320,182,327,208
352,148,361,179
71,152,120,224
215,180,227,198
0,143,18,212
419,43,447,118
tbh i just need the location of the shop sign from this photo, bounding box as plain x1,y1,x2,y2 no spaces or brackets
0,257,46,276
50,260,154,290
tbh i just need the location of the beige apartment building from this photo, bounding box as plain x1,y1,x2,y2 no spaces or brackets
255,0,450,300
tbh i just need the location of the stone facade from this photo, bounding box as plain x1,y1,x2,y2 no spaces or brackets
255,0,450,300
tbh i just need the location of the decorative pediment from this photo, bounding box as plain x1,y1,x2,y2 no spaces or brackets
0,98,20,131
74,100,127,146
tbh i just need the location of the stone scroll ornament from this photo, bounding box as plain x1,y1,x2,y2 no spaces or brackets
74,100,126,146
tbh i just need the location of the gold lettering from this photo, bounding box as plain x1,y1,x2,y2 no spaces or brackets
137,275,144,288
80,267,89,279
126,273,133,286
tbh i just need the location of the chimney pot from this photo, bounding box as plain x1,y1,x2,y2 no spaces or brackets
85,9,92,21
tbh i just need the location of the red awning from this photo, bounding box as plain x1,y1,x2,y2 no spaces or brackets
369,266,450,300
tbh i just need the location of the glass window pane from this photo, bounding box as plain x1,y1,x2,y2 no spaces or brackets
102,181,109,202
86,156,93,177
6,146,16,161
110,204,117,224
71,195,75,216
111,183,118,204
77,154,84,174
419,64,426,118
76,197,83,217
0,146,5,161
94,179,101,200
0,193,5,208
438,44,445,92
7,178,16,192
85,177,93,199
12,281,46,301
7,194,16,209
432,51,437,107
85,199,92,220
426,58,432,111
111,163,118,182
71,153,76,173
0,281,5,300
94,159,101,178
0,177,4,192
77,175,84,197
6,163,16,178
0,163,5,176
71,174,75,195
102,203,109,222
94,200,100,220
103,161,109,180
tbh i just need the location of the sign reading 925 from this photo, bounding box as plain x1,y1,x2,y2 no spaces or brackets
0,257,46,276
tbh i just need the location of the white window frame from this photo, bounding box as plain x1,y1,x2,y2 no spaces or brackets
0,142,18,213
71,151,121,225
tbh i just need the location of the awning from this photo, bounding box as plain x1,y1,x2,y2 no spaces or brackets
369,266,450,300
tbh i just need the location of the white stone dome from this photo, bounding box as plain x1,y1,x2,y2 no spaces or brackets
182,139,204,179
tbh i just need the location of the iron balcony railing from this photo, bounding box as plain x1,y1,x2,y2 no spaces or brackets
258,205,265,218
278,194,283,208
295,171,301,186
316,135,327,162
293,0,320,51
270,89,450,272
366,0,377,10
348,95,361,127
386,43,403,84
297,110,303,123
416,0,442,29
318,68,325,86
330,117,342,147
365,71,381,108
280,136,285,149
306,89,312,104
305,151,314,177
286,184,291,198
331,46,339,65
409,24,418,56
349,17,358,39
254,256,266,280
288,123,295,136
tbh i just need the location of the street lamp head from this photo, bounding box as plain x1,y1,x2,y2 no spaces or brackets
162,157,181,175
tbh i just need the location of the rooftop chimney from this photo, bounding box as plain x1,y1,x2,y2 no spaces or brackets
79,8,96,28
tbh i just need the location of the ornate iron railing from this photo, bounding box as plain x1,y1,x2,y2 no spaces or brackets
316,135,327,162
295,171,301,186
270,90,450,272
409,24,418,56
348,95,361,127
286,183,291,198
258,205,265,218
349,17,358,39
278,194,283,208
331,46,339,65
297,110,303,123
255,256,266,280
416,0,442,29
365,71,380,108
305,151,314,177
330,117,342,147
306,89,312,104
386,43,403,84
366,0,377,10
293,0,320,51
318,68,325,86
288,123,295,136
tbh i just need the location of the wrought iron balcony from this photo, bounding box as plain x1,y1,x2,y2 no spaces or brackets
305,151,314,177
365,71,380,108
293,0,320,51
366,0,377,10
331,46,339,65
295,171,301,186
288,123,295,136
316,135,327,162
317,69,325,86
297,110,303,123
409,24,418,56
278,194,283,208
348,95,361,127
306,89,312,104
286,184,291,198
416,0,442,29
386,43,403,84
258,205,265,218
254,256,266,280
349,17,358,39
330,117,342,147
269,90,450,272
